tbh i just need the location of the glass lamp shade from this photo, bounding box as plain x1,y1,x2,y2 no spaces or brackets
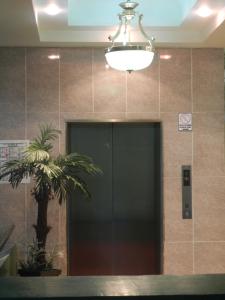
105,46,154,72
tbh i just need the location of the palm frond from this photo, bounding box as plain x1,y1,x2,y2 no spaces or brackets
51,173,90,204
35,161,62,179
55,153,102,175
24,148,50,162
27,124,61,156
50,152,102,203
22,125,61,162
0,159,35,188
36,124,61,146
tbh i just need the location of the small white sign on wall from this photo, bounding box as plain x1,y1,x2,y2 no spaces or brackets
178,113,192,132
0,140,30,184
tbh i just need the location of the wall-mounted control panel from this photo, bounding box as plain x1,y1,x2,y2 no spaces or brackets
182,165,192,219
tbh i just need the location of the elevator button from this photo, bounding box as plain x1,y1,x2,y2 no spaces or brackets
182,166,192,219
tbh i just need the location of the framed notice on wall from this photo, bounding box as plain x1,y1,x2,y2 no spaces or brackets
178,113,192,131
0,140,30,184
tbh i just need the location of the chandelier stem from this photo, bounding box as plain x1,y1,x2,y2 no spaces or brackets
138,14,154,50
108,15,123,44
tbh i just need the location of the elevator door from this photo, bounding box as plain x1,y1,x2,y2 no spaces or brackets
68,123,161,276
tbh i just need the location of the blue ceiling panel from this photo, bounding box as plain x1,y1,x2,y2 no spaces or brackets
68,0,197,27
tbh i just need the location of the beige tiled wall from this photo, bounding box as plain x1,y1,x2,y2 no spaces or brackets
0,47,224,275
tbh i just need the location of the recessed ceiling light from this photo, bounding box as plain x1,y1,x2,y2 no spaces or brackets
196,5,212,18
216,10,225,25
44,4,62,16
160,54,172,60
48,54,60,60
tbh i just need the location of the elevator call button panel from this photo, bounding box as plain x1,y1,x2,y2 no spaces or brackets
182,165,192,219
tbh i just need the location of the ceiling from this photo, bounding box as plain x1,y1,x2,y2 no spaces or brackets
0,0,225,47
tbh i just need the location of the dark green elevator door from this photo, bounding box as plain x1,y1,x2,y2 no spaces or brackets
68,123,161,276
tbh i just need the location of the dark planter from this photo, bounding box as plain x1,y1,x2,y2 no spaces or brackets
18,269,40,276
18,268,61,277
40,269,61,276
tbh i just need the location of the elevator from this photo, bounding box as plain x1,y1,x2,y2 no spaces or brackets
67,122,162,276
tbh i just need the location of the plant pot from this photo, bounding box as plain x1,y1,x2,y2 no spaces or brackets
18,268,61,277
18,269,40,276
40,269,61,276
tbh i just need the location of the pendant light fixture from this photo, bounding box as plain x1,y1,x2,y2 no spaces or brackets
105,0,155,73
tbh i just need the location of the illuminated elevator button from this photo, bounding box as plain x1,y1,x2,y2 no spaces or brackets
183,170,190,186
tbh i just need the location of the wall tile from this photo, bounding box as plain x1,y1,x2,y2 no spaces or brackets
0,48,25,113
161,113,192,177
125,112,160,120
193,177,225,241
192,49,224,112
0,48,25,66
193,132,224,177
26,48,60,64
27,48,59,113
127,57,159,113
60,112,126,124
160,49,191,113
0,185,26,251
164,177,193,242
163,134,192,178
60,48,92,113
0,112,25,139
93,48,126,112
193,113,224,135
164,242,193,274
195,242,225,274
193,112,224,176
27,112,59,137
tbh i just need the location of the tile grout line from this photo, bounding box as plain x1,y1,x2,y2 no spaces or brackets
158,52,164,273
125,71,128,117
166,240,225,243
163,175,225,179
191,48,195,274
92,48,95,113
25,48,28,140
191,49,194,114
24,47,28,244
58,49,61,150
196,241,225,243
165,241,194,244
159,53,161,119
158,54,165,274
58,48,61,268
223,49,225,182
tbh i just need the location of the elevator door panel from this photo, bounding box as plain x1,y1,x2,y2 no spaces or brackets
68,123,161,276
68,124,113,275
113,124,158,274
113,124,155,221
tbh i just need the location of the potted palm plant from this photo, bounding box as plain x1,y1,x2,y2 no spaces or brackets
18,240,61,276
0,124,101,275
